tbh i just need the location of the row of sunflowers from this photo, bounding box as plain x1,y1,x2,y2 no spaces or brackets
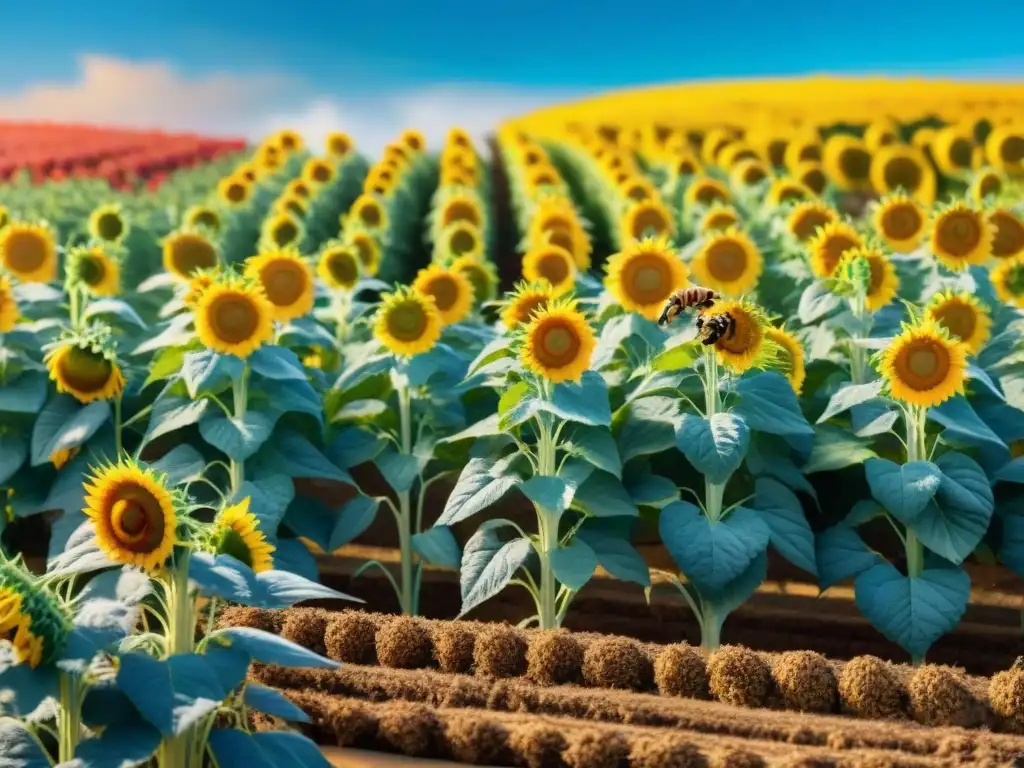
0,95,1023,762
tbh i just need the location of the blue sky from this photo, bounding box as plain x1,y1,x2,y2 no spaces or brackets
1,1,1021,149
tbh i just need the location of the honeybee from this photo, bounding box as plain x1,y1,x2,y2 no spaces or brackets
658,286,719,326
695,311,736,346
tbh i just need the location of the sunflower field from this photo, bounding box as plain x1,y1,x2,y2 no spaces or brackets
2,76,1024,765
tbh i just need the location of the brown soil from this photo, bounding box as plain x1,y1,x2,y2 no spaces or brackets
265,683,1024,767
219,607,1022,733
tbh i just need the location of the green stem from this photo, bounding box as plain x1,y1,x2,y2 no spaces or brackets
229,367,249,497
334,291,350,350
700,604,721,654
58,671,82,762
161,547,194,768
536,415,559,630
904,405,926,585
703,348,720,418
397,380,415,616
68,285,81,330
700,347,727,651
114,395,123,457
849,294,868,385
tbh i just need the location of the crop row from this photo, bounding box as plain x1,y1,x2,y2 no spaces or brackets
220,607,1024,731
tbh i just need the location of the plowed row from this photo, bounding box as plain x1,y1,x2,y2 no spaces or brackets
220,607,1024,732
264,689,1015,767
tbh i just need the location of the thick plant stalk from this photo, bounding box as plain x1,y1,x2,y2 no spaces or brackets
904,406,927,582
58,671,82,762
536,413,559,630
701,347,726,653
229,366,249,496
396,382,416,615
849,293,869,385
160,548,195,768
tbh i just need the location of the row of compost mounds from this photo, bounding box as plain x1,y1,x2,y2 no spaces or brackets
222,607,1024,733
223,607,1024,766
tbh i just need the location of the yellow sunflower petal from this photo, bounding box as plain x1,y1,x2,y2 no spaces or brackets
604,236,689,321
878,321,968,408
519,297,596,384
374,286,443,356
245,249,315,322
691,227,763,297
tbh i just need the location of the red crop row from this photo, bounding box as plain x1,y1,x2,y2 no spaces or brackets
0,122,248,188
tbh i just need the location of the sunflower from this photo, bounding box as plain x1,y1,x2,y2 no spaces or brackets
216,176,252,207
783,137,822,169
878,320,968,408
522,243,575,295
285,179,312,199
621,199,675,241
451,255,497,304
46,339,125,404
807,220,865,278
683,176,731,208
869,144,936,204
500,280,556,328
350,194,388,231
440,195,483,229
261,212,303,249
718,143,760,170
708,299,767,374
526,165,561,190
162,229,219,280
519,296,596,384
0,222,57,283
0,276,19,333
864,121,900,151
928,202,993,271
992,255,1024,308
411,263,474,325
691,227,763,297
303,158,337,186
183,267,220,308
88,203,128,243
271,129,304,154
990,209,1024,260
0,581,59,669
275,196,307,220
794,160,828,196
932,126,977,177
317,242,361,291
67,246,120,297
765,326,806,395
211,497,275,573
729,158,770,187
837,248,900,312
400,129,426,153
84,460,178,574
699,205,741,234
374,286,443,356
236,164,259,184
245,249,315,322
969,169,1003,202
604,236,689,321
0,205,8,230
528,199,592,271
672,153,702,177
786,201,838,242
822,135,872,191
925,290,991,355
765,177,814,207
326,132,353,159
348,232,382,276
871,193,927,253
443,222,484,261
255,145,283,173
195,275,275,359
184,205,222,234
700,129,735,166
984,125,1024,176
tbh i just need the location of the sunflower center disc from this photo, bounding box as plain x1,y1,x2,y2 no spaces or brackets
265,264,305,305
60,347,113,393
707,242,747,282
427,278,458,311
79,255,106,286
274,222,298,245
950,139,973,168
884,206,921,242
548,228,574,254
226,183,247,203
884,158,922,190
353,239,375,269
992,214,1024,258
97,214,124,241
841,148,871,179
444,202,479,228
213,298,259,343
514,298,545,326
328,252,358,286
111,499,149,543
823,236,859,276
4,231,46,273
792,212,830,241
631,209,668,239
908,348,939,379
934,303,976,342
941,214,980,256
540,254,570,285
388,303,427,341
1002,136,1024,164
360,205,382,226
173,237,217,276
450,230,476,255
541,326,574,359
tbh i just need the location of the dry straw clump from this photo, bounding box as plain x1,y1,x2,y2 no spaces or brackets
837,655,907,720
474,624,528,678
432,621,478,674
630,735,708,768
375,701,443,757
771,651,838,714
707,645,773,708
444,715,510,764
376,616,433,669
509,723,568,768
527,630,585,686
988,663,1024,729
654,643,710,699
907,665,985,728
280,608,328,656
564,729,630,768
582,637,654,691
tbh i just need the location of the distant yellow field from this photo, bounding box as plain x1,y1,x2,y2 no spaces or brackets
503,76,1024,138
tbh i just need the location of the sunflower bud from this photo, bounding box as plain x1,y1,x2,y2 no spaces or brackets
0,556,70,667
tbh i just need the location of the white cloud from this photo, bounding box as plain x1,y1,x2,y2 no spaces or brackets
0,54,579,156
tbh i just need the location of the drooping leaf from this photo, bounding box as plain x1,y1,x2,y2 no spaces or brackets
327,496,380,551
212,627,340,670
117,652,228,736
551,539,598,591
569,425,623,479
30,396,110,466
733,373,813,438
753,478,816,576
910,452,995,565
437,456,523,526
459,520,532,616
412,525,461,569
243,683,311,723
864,458,942,525
802,423,876,474
626,473,679,509
539,371,612,427
577,518,649,586
199,411,276,462
816,380,884,424
181,350,243,398
674,412,750,484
